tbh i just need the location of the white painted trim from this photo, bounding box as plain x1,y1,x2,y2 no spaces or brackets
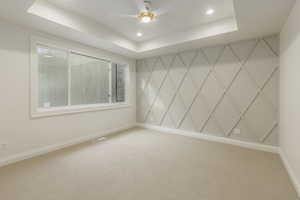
2,122,297,196
0,124,135,168
279,149,300,197
137,123,279,153
138,123,300,196
33,103,131,118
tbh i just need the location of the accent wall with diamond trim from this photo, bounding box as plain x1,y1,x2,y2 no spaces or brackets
136,35,279,146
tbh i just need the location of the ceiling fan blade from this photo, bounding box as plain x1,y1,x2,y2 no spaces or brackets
153,8,168,16
153,1,175,17
108,14,138,19
119,14,138,18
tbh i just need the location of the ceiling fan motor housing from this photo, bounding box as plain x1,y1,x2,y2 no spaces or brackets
144,0,152,12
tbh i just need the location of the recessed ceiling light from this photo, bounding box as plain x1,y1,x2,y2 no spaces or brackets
137,32,143,37
206,9,215,15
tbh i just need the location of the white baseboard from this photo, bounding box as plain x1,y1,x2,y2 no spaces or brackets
0,124,135,168
138,123,300,197
279,149,300,197
137,123,279,153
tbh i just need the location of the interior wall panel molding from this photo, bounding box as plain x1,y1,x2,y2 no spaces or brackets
137,35,279,146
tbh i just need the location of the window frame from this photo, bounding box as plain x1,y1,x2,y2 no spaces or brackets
30,36,131,118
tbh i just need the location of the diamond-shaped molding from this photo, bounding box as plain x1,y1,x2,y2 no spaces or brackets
137,35,279,146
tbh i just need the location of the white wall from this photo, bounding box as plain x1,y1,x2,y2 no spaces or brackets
0,19,136,161
280,0,300,194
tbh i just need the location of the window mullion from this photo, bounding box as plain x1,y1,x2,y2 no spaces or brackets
67,50,72,106
108,62,112,104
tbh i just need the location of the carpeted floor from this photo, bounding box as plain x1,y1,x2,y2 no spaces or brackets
0,128,297,200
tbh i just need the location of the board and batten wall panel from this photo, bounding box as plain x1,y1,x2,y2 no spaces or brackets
0,19,136,160
137,35,279,146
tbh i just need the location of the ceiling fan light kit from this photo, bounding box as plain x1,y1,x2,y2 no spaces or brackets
139,12,155,23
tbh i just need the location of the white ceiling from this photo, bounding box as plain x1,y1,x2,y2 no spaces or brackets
48,0,235,42
0,0,295,58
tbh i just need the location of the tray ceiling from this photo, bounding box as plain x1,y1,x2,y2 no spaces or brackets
48,0,235,42
0,0,295,58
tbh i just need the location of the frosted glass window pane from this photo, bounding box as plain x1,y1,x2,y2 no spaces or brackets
116,64,126,102
111,63,126,103
111,63,117,103
37,45,68,108
70,53,110,105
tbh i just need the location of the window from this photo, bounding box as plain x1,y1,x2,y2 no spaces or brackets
31,38,130,117
70,52,111,105
111,63,126,103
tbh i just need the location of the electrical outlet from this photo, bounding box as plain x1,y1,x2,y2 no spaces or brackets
233,128,241,135
96,137,106,142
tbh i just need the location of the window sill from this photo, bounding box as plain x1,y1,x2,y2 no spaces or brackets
31,103,131,118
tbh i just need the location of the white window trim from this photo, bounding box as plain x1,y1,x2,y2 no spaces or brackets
30,36,131,118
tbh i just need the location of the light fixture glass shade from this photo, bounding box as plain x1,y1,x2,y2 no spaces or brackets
206,9,215,15
141,16,151,23
139,12,155,23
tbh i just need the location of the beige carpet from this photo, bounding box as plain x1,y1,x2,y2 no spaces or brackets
0,128,297,200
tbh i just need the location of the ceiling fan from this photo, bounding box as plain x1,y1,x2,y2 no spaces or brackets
138,0,155,23
118,0,168,23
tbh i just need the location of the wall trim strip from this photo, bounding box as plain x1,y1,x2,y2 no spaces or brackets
279,149,300,197
136,123,279,153
137,37,279,147
0,124,135,168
